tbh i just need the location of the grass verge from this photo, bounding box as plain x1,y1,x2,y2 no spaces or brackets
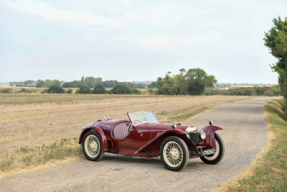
0,138,82,173
218,98,287,192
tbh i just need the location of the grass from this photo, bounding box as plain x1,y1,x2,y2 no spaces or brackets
0,138,82,173
223,98,287,192
157,110,169,115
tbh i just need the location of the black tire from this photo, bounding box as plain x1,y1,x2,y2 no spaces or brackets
82,131,104,161
160,136,189,171
200,133,224,164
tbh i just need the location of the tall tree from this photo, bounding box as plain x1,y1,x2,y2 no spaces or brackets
156,68,217,95
36,80,44,87
264,16,287,114
81,76,84,82
185,68,217,95
43,79,54,87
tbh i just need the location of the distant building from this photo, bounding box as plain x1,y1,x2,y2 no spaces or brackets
0,82,9,87
26,83,36,87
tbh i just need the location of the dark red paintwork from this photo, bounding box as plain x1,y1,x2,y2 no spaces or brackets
79,117,224,158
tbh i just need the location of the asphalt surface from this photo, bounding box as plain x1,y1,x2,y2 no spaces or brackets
0,97,275,192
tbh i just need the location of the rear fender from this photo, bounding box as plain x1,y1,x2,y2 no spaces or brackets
135,129,197,154
79,126,109,151
200,125,224,149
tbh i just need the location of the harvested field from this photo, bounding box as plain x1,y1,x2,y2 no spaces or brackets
0,94,251,157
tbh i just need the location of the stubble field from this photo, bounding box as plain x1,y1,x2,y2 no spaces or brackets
0,94,251,158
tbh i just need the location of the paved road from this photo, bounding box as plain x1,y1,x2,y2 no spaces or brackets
0,97,275,192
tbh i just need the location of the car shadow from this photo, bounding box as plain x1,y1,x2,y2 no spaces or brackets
80,153,210,172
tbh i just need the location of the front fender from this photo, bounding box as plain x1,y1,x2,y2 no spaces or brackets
79,126,109,151
200,125,224,149
135,129,197,154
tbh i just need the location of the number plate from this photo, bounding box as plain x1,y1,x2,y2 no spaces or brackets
202,149,215,156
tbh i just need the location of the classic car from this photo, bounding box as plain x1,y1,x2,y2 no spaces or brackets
79,111,224,171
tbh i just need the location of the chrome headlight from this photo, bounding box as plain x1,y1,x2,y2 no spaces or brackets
185,126,197,133
200,130,206,140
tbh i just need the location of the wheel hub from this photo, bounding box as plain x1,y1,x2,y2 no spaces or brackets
169,148,179,159
89,141,98,151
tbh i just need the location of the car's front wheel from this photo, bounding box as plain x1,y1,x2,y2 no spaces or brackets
160,136,189,171
82,130,104,161
200,133,224,164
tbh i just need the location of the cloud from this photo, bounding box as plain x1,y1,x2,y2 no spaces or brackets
4,0,127,27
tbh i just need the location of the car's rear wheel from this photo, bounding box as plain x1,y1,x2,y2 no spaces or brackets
200,133,224,164
82,131,104,161
160,136,189,171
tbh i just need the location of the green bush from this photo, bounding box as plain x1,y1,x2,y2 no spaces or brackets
92,84,106,94
110,85,132,94
78,86,90,94
132,88,141,94
0,88,12,93
17,88,32,93
41,89,48,94
66,89,73,94
47,85,65,93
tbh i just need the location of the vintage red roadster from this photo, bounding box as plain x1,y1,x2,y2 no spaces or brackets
79,111,224,171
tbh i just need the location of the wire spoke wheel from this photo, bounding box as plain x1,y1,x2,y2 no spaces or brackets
200,133,224,164
160,136,189,171
85,135,101,158
163,141,183,167
82,131,104,161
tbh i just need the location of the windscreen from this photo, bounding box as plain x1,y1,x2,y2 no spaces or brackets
145,111,158,123
128,111,158,126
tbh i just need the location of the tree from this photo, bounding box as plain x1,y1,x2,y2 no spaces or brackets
81,76,84,82
53,80,61,87
43,79,54,87
24,80,35,85
92,84,106,94
264,16,287,114
36,80,44,87
156,68,217,95
67,89,73,94
148,82,157,88
110,85,132,94
185,68,217,95
47,85,65,93
78,86,90,94
62,81,84,88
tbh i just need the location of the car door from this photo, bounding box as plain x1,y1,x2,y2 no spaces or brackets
115,123,151,151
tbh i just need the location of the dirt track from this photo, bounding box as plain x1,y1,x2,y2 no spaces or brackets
0,97,274,192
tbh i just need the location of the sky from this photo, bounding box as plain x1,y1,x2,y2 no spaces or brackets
0,0,286,83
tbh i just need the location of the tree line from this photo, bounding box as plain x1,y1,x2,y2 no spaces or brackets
204,86,280,96
43,84,141,95
34,77,145,89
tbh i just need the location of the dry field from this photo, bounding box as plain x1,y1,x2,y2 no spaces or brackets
0,94,251,158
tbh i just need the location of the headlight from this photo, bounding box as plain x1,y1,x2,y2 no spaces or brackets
200,130,206,140
185,126,197,133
